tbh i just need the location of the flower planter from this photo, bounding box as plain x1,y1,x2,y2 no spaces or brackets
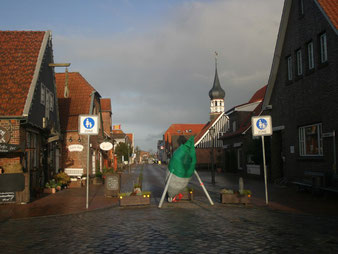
119,194,151,207
44,188,56,194
220,193,250,204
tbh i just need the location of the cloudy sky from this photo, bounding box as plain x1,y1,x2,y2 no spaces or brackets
1,0,284,151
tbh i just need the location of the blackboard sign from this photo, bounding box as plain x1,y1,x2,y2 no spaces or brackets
0,192,16,203
106,175,119,190
0,143,20,153
105,173,120,197
0,174,25,192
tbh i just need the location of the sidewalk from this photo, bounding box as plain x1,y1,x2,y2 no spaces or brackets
192,169,338,217
0,183,119,221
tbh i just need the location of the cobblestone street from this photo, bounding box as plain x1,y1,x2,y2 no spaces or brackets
1,164,338,253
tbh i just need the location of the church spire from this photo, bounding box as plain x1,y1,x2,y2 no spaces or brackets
209,52,225,120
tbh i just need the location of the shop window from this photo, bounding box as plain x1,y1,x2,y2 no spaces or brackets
299,123,323,156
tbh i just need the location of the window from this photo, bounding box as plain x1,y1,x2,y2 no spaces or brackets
320,33,327,63
307,41,314,70
40,83,45,105
299,123,323,156
299,0,304,16
49,93,54,112
237,148,243,170
287,56,293,81
45,89,50,119
296,49,303,76
232,121,236,132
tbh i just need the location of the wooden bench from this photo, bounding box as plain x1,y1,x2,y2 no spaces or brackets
292,180,313,192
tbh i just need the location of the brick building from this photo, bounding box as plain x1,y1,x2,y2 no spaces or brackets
263,0,338,184
0,31,61,203
56,72,107,179
100,98,114,168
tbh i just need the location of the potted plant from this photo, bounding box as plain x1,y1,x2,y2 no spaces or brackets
93,171,103,185
54,172,70,189
44,179,58,194
220,188,251,204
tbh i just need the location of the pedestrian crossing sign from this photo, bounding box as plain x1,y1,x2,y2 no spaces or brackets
79,115,99,135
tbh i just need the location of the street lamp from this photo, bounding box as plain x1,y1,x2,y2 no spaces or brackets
209,126,215,184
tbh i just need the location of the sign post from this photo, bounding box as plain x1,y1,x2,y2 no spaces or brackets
79,115,99,209
251,115,272,205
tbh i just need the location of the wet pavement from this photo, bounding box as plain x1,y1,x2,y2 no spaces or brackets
1,164,338,253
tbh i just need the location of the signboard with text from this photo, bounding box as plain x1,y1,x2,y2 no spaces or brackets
251,116,273,136
79,115,99,135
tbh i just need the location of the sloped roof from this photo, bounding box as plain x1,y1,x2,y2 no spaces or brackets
55,72,96,131
164,124,205,144
126,133,133,143
248,85,267,103
0,31,46,116
101,98,112,112
263,0,337,109
317,0,338,30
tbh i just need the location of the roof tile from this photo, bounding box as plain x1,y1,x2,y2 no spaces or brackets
317,0,338,29
0,31,45,116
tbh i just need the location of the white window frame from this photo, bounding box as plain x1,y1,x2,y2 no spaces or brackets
287,56,293,81
299,123,323,156
320,33,327,63
296,49,302,76
41,83,45,105
307,41,314,70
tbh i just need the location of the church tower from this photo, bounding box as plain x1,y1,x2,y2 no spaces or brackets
209,52,225,121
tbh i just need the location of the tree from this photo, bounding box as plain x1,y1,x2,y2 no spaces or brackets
115,142,129,163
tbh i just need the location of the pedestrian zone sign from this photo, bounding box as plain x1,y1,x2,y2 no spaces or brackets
79,115,99,135
251,116,272,136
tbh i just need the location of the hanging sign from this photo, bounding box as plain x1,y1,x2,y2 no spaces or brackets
251,116,273,136
100,142,113,151
0,143,20,153
68,144,84,152
79,115,99,135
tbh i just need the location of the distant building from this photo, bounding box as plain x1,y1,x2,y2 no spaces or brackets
56,72,107,178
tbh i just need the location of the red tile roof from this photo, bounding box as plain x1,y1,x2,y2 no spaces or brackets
0,31,45,116
126,133,133,143
248,85,267,103
318,0,338,29
55,72,96,131
101,98,112,112
164,124,205,144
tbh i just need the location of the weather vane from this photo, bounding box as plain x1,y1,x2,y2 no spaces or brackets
215,51,218,68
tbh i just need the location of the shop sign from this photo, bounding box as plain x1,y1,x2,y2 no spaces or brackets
0,192,16,203
100,142,113,151
68,144,84,152
0,143,20,153
0,126,10,143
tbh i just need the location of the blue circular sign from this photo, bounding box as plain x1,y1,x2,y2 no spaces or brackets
256,118,268,130
83,117,95,129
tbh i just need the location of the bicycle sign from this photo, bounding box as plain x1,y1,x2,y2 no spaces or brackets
251,116,272,136
79,115,99,135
